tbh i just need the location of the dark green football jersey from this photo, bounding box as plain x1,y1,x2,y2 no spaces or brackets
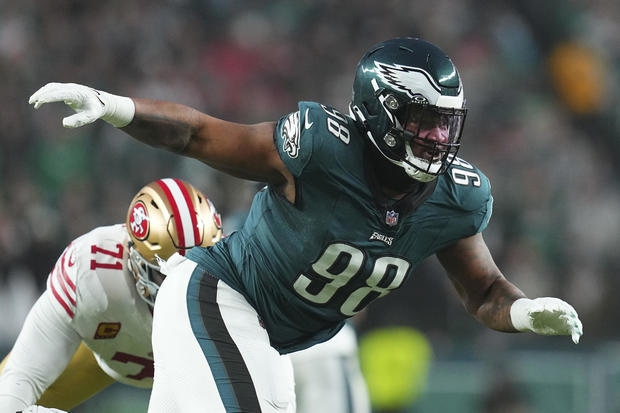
187,101,493,353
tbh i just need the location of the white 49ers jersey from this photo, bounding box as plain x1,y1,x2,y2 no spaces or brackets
47,224,154,388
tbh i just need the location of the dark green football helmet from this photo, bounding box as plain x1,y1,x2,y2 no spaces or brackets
350,37,467,182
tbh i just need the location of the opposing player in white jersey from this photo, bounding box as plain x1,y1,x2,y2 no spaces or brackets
0,178,223,412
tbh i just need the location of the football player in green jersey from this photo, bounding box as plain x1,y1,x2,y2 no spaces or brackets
30,37,582,413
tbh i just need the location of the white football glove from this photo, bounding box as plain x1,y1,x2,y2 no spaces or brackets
18,406,69,413
510,297,583,344
28,82,135,128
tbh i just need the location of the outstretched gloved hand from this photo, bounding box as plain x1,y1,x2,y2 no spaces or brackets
510,297,583,344
29,82,134,128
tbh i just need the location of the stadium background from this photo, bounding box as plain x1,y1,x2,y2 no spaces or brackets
1,0,620,411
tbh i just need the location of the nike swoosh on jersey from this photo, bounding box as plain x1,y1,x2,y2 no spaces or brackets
304,108,313,129
68,252,76,267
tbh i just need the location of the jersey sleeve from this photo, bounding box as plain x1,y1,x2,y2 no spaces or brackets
423,157,494,253
274,101,356,183
0,230,106,410
274,102,315,177
45,227,120,323
447,156,494,234
46,244,79,321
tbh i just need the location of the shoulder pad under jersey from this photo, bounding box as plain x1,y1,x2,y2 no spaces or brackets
275,101,354,177
47,224,129,320
433,156,494,232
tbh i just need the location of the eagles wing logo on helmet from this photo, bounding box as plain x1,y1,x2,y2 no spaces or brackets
375,61,446,101
129,200,149,240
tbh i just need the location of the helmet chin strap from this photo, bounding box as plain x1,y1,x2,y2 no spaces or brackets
403,164,437,183
369,131,439,184
403,144,441,183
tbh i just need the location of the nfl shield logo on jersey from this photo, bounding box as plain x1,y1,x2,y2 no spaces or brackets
385,210,399,226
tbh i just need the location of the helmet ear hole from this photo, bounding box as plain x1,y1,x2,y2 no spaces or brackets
151,200,159,209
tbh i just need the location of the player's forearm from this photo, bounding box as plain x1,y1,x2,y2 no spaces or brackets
0,393,30,411
121,98,204,154
473,277,525,332
0,374,39,411
0,293,82,408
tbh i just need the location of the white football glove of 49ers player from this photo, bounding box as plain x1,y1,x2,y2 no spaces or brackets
29,82,135,128
510,297,583,344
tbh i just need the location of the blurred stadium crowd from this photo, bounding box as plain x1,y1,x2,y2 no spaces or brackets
1,0,620,379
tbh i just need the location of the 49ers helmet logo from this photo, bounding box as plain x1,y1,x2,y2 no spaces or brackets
129,201,150,240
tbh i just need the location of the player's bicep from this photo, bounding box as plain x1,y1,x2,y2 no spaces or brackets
12,290,81,367
188,118,291,184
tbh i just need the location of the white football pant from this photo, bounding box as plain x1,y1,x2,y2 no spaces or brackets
148,253,295,413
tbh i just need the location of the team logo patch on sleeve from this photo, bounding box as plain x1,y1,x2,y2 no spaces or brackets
129,200,149,240
281,111,301,158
